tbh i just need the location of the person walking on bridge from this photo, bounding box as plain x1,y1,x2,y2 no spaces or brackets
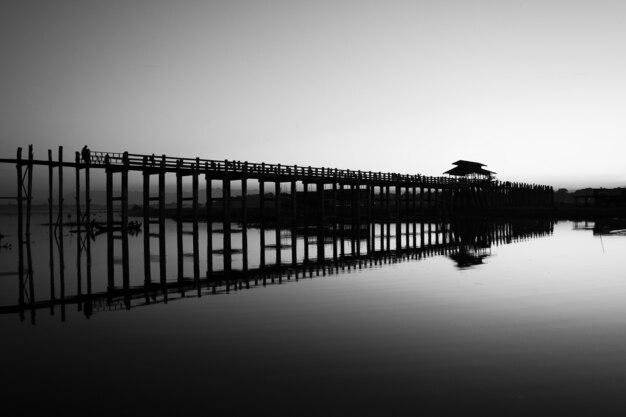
81,145,90,164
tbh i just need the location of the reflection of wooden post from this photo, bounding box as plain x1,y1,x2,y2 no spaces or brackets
26,233,35,324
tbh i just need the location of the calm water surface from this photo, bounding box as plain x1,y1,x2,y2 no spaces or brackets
1,215,626,416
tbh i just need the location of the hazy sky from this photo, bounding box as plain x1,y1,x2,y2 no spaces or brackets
1,0,626,189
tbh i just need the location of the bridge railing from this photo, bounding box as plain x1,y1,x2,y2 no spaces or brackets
89,150,552,191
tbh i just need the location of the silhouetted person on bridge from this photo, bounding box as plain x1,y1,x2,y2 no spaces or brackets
81,146,90,164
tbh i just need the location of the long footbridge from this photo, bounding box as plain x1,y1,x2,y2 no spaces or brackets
1,145,554,322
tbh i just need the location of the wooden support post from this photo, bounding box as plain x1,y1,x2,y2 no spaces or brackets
193,158,200,291
332,180,338,261
260,178,266,268
303,182,309,262
412,185,417,249
405,184,410,249
205,164,213,284
385,184,391,251
291,176,297,266
142,157,151,287
85,149,92,300
367,183,372,255
48,150,55,304
105,156,114,293
159,156,166,294
16,148,24,308
355,181,361,256
121,152,130,297
396,182,401,251
275,174,281,266
57,147,65,319
242,162,249,274
26,145,33,237
176,159,183,285
350,183,356,256
339,182,345,258
317,182,325,262
223,161,231,273
75,152,82,302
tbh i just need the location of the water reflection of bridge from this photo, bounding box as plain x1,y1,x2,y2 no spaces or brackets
2,216,554,322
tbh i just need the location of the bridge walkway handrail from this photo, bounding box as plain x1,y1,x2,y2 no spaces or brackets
88,150,552,190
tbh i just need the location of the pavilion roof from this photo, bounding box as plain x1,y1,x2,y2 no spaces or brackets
444,160,495,176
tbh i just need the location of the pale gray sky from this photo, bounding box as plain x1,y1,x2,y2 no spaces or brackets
1,0,626,190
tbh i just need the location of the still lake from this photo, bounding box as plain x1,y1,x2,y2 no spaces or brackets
1,213,626,416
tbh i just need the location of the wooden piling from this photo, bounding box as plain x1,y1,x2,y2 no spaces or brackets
275,174,281,266
176,159,183,284
142,156,151,286
260,178,266,268
47,149,55,304
223,161,231,273
193,157,200,291
205,162,212,281
291,174,297,266
242,162,249,273
75,152,82,303
16,148,24,308
159,156,166,294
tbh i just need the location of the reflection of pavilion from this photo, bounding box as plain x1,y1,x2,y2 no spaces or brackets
447,219,493,269
449,245,491,268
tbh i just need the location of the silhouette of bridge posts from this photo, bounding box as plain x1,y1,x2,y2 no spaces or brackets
205,161,213,283
275,165,282,267
105,151,130,306
16,146,35,323
291,168,298,266
74,148,92,311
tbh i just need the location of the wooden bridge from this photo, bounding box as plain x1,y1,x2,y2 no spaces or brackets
1,145,554,322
